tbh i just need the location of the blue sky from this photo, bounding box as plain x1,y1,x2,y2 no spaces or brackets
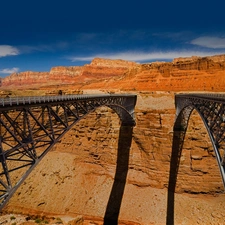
0,0,225,77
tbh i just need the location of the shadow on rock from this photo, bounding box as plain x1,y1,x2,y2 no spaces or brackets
103,125,133,225
166,111,189,225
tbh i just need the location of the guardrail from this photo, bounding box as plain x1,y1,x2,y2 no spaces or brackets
0,94,136,107
0,95,90,106
176,93,225,103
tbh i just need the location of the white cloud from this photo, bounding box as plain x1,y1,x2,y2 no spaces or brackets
69,50,224,63
0,67,19,74
191,36,225,49
0,45,19,57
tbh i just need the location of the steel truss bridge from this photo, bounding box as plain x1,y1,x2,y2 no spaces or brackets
0,94,137,209
172,93,225,187
167,93,225,225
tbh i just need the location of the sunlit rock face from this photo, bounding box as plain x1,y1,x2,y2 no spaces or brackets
2,55,225,224
1,58,138,89
1,71,50,87
1,54,225,92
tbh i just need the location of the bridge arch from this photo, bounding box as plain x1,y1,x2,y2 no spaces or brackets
5,106,133,223
173,94,225,187
0,94,137,210
167,93,225,224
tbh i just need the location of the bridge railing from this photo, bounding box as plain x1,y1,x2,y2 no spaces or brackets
176,93,225,102
0,94,102,106
0,94,136,107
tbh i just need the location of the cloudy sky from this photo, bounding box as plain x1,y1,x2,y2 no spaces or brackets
0,0,225,77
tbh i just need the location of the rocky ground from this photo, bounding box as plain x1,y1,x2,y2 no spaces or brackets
1,190,225,225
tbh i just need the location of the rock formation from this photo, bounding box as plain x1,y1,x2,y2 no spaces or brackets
1,54,225,92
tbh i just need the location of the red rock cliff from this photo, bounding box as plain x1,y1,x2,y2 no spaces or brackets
1,54,225,92
1,58,137,89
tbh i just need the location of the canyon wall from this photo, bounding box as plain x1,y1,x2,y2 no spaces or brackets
4,92,225,224
1,58,137,89
1,54,225,92
1,54,225,224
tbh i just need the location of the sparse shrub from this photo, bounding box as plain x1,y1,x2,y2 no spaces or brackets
10,216,16,220
55,217,63,224
35,218,42,223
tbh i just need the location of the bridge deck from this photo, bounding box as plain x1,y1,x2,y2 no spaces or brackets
0,94,137,109
176,93,225,102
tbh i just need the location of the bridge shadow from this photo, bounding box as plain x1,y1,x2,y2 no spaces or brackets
103,125,133,225
166,120,187,225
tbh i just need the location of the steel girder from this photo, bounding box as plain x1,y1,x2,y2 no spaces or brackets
0,94,137,210
173,93,225,188
167,93,225,225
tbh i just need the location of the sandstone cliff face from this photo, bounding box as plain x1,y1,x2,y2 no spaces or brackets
49,66,83,84
1,54,225,92
81,58,136,81
1,58,138,89
1,71,50,87
118,54,225,92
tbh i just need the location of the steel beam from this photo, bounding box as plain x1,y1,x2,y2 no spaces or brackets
173,93,225,188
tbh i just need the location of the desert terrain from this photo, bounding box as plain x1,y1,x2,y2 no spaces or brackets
0,55,225,224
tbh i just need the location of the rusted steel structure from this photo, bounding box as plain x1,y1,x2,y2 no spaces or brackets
0,94,137,209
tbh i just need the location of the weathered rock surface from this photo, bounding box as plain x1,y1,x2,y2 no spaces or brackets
3,92,225,225
1,54,225,92
1,58,137,89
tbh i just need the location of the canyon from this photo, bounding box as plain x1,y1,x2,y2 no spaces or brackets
1,54,225,225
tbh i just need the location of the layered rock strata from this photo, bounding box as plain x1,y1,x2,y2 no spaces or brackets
1,55,225,92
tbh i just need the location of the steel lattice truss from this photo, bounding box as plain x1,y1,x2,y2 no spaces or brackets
174,93,225,187
0,94,137,209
